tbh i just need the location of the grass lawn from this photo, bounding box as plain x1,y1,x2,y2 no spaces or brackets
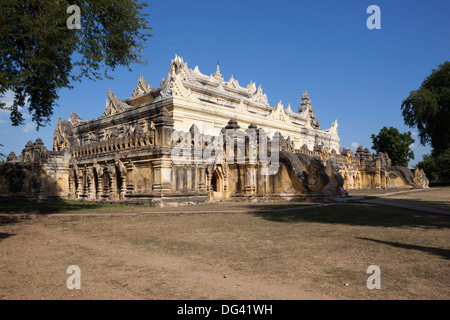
380,187,450,211
347,188,408,196
0,199,318,215
0,202,449,300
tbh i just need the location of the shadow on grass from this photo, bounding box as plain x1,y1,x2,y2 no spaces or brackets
251,203,450,229
356,237,450,260
371,198,450,211
0,200,112,215
0,232,16,242
347,188,406,197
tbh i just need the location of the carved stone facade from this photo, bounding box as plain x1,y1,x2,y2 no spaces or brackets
0,55,428,203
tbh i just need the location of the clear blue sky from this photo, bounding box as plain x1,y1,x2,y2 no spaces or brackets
1,0,449,166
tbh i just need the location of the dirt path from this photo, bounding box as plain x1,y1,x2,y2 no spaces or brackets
0,220,334,300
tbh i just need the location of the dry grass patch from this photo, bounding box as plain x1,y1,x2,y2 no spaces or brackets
0,203,449,300
347,188,407,196
0,199,317,215
379,187,450,210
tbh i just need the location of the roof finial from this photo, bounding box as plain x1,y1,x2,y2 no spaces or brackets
302,90,310,100
214,60,223,81
215,60,221,74
300,90,311,107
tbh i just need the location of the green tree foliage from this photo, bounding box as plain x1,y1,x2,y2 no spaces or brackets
0,143,5,164
416,154,438,182
417,150,450,183
401,61,450,157
435,149,450,182
0,0,152,129
371,126,415,167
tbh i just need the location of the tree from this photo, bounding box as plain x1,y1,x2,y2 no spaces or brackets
435,149,450,182
417,150,450,184
371,126,415,167
0,0,152,129
416,154,438,183
401,61,450,157
0,143,5,164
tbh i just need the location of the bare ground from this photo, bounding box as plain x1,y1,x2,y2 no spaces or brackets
0,198,449,300
0,215,333,300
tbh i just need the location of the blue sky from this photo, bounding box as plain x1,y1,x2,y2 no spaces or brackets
1,0,449,166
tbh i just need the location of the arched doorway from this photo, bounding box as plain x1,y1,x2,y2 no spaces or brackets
211,172,218,192
116,169,122,199
211,165,224,199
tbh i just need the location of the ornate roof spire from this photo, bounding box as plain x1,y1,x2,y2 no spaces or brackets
285,103,293,114
213,61,223,81
131,74,152,98
102,89,130,117
70,110,86,126
300,90,310,107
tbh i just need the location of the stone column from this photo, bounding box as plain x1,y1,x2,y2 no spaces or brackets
258,162,270,197
380,171,387,189
357,172,362,189
76,173,83,199
193,164,199,192
205,166,212,193
349,173,354,189
198,164,206,192
68,172,75,199
244,164,256,196
186,166,193,192
126,162,135,195
97,175,104,200
38,169,47,200
87,167,95,200
109,175,116,200
223,165,230,198
102,176,109,200
374,158,381,189
120,174,127,200
107,164,116,200
95,163,104,200
81,167,89,198
153,107,174,147
152,157,173,193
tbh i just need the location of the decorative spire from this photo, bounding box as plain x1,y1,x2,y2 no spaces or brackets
131,74,152,98
225,118,240,130
300,90,311,107
276,100,283,109
285,103,293,114
103,89,129,117
70,110,85,126
213,61,223,81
